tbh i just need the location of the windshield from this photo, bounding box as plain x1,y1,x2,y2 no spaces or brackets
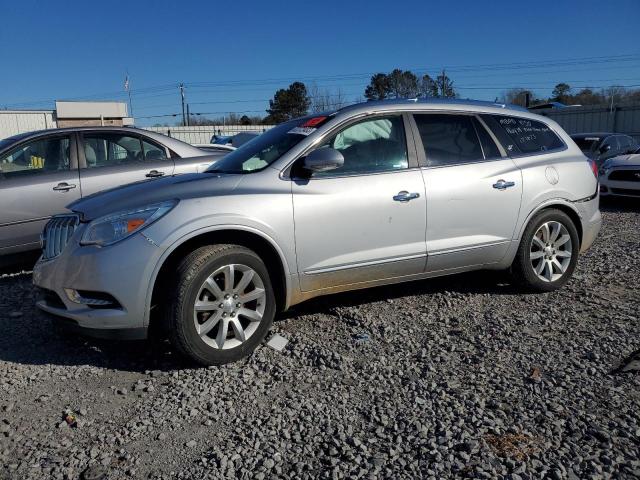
205,118,316,174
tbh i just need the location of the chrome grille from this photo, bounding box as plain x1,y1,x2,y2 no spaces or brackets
42,215,80,260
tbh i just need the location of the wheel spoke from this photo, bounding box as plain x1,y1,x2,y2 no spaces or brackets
235,269,255,294
530,251,544,260
541,223,550,243
204,277,223,299
551,258,564,273
549,222,561,243
216,319,229,348
194,300,218,312
230,318,246,342
238,307,263,322
239,288,265,303
532,236,545,249
535,258,545,274
544,261,553,281
198,311,223,336
554,234,570,248
222,265,235,292
556,250,571,258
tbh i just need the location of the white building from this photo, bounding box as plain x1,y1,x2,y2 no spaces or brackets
0,101,133,139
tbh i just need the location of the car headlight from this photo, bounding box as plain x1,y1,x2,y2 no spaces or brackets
80,200,177,247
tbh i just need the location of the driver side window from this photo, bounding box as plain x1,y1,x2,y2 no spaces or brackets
312,116,409,177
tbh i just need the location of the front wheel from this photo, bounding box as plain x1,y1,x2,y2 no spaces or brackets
511,209,580,292
166,244,276,365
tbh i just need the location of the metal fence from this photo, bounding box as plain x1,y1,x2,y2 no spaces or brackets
537,104,640,142
145,125,275,145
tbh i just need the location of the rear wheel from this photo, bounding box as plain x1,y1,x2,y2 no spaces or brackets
166,244,275,365
511,209,580,292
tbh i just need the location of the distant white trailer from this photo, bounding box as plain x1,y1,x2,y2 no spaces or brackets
0,110,56,140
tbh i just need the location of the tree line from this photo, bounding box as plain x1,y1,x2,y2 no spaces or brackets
157,70,640,126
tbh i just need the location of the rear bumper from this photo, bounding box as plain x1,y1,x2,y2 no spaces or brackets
574,195,601,253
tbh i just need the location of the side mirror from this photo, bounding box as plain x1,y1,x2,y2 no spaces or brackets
599,144,611,154
303,147,344,173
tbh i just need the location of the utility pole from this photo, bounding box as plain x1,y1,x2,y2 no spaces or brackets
186,104,190,126
179,83,186,126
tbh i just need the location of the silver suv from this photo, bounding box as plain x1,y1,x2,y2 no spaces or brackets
33,100,601,365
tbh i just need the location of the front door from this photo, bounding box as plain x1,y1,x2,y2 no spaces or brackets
411,113,523,271
0,133,81,253
78,131,175,196
292,115,427,292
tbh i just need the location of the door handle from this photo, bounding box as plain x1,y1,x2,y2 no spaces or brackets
52,182,77,192
146,170,165,178
393,191,420,202
492,179,515,190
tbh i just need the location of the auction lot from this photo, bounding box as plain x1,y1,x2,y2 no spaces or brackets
0,201,638,480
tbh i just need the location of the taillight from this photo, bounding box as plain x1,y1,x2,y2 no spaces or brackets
588,158,598,178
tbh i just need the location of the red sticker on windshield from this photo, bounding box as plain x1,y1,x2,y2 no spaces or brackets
301,116,327,128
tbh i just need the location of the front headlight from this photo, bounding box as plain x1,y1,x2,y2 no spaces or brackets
80,200,177,247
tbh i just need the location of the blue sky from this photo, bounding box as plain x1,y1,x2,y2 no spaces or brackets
1,0,639,125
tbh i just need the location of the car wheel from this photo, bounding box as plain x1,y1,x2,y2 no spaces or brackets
166,244,275,365
511,209,580,292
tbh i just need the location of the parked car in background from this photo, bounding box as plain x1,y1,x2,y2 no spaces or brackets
0,127,221,258
599,150,640,198
192,144,235,154
210,132,260,148
570,132,638,166
33,99,600,365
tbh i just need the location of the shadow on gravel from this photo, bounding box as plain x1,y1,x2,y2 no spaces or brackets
600,196,640,213
0,267,521,372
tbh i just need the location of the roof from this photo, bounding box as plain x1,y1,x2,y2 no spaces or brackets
337,98,530,117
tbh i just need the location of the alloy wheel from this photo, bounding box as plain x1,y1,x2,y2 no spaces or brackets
193,263,266,349
529,221,573,283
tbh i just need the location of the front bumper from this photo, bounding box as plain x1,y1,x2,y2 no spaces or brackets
33,230,163,338
600,176,640,198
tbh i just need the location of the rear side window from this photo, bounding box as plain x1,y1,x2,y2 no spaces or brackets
413,114,484,166
482,115,564,155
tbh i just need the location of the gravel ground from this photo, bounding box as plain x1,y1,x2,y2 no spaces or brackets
1,201,639,480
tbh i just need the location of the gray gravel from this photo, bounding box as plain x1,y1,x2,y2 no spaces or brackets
1,201,639,480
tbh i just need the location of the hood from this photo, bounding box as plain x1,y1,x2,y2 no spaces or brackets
602,153,640,169
68,173,242,221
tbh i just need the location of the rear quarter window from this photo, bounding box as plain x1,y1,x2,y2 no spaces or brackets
481,115,564,156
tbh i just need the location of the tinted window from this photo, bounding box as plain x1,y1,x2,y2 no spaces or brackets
414,114,484,166
312,116,408,177
142,139,168,161
572,137,600,153
484,115,564,155
82,133,146,168
473,117,501,160
0,136,70,178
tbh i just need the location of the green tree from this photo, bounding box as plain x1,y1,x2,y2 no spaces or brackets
551,83,572,103
436,71,456,98
364,73,391,101
265,82,310,123
240,115,252,125
387,69,419,98
420,74,439,98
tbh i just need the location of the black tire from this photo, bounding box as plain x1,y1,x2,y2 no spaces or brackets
166,244,276,366
511,209,580,292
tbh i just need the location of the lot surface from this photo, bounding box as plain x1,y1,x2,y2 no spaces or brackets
1,201,639,480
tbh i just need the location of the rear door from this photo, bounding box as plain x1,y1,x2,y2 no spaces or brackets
411,113,523,272
0,133,80,253
78,131,175,196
